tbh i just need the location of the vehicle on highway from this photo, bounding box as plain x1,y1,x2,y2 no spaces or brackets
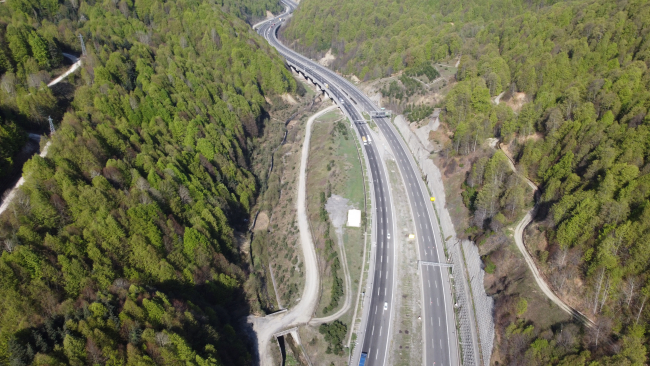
384,302,388,311
325,83,329,88
340,98,345,103
359,352,368,366
362,136,367,145
387,233,391,239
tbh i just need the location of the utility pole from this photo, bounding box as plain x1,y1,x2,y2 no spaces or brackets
48,116,55,135
78,34,86,56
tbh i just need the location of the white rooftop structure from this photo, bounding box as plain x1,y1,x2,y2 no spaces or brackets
347,209,361,227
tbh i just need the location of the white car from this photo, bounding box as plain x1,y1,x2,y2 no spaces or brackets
340,98,345,104
387,233,391,239
384,302,388,311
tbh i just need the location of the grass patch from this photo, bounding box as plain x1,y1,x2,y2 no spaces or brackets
302,107,369,364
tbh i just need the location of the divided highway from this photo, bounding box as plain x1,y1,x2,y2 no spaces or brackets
256,3,460,365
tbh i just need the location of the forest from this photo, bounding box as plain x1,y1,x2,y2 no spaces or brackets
0,0,281,180
0,0,297,364
281,0,563,79
447,0,650,364
286,0,650,364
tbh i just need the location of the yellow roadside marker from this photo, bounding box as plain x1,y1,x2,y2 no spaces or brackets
430,197,436,202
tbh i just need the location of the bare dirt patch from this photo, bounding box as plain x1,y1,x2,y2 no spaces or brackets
503,91,528,112
522,131,543,142
254,211,269,231
282,93,298,105
427,122,452,153
318,49,336,67
325,194,352,232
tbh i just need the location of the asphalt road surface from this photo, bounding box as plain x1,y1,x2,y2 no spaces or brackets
256,3,459,365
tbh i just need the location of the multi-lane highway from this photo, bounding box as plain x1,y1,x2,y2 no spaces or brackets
255,3,460,365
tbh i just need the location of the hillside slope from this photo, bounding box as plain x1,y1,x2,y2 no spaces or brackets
281,0,564,79
0,0,297,364
442,0,650,364
289,0,650,363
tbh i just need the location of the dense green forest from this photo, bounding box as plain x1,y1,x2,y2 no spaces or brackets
444,0,650,364
0,0,280,180
0,0,297,364
217,0,281,23
281,0,563,79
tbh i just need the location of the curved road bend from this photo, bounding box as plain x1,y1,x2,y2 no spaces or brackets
258,4,460,365
258,6,399,366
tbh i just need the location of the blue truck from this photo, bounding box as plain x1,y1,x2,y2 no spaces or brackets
359,352,368,366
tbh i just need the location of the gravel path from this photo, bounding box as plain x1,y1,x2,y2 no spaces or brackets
248,105,337,366
47,53,81,87
493,91,506,105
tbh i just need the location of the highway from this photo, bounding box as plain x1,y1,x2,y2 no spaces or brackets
256,2,459,365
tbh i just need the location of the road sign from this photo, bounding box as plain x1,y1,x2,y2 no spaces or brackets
370,110,392,118
419,260,453,268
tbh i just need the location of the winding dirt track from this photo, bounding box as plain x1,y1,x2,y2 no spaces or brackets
500,147,594,326
249,105,337,366
0,53,81,216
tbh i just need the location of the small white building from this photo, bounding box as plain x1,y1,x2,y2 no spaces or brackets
347,209,361,227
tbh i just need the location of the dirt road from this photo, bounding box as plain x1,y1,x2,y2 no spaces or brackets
500,147,593,326
249,105,337,366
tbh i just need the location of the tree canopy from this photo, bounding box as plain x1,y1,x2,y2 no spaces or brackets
282,0,564,79
0,0,297,364
444,0,650,364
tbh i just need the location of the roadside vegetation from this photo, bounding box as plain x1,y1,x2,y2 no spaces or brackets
404,104,434,123
320,208,345,315
305,110,346,318
300,108,367,364
318,321,347,355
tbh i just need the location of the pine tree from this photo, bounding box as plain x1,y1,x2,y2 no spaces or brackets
28,31,50,68
6,24,29,64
